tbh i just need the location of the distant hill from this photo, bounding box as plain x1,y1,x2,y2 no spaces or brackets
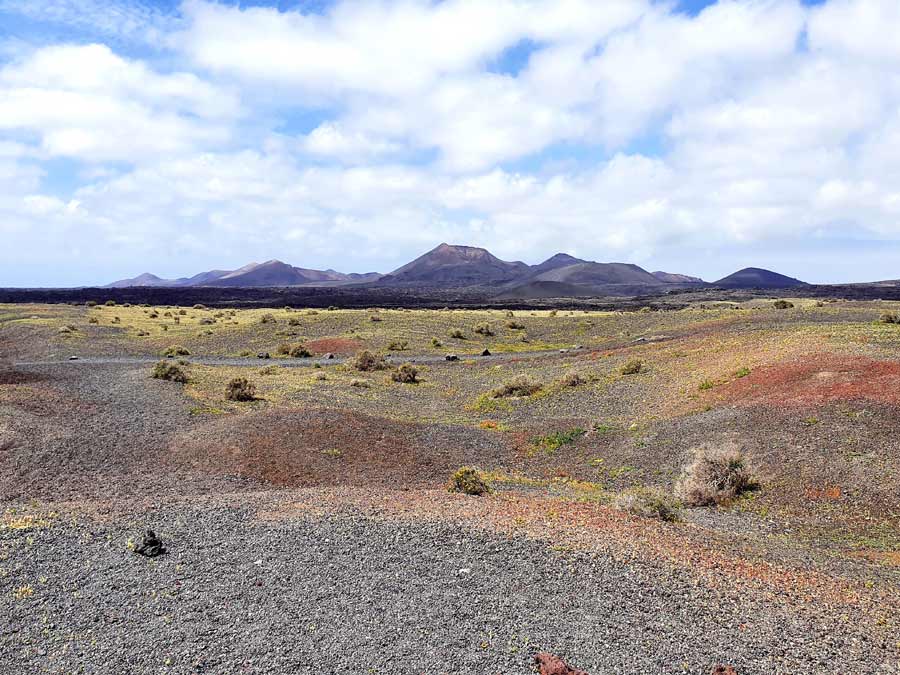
713,267,806,289
530,261,663,286
652,271,704,284
107,261,381,288
378,243,528,285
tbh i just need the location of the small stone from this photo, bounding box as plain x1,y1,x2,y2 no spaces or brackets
481,349,491,356
534,652,589,675
257,352,270,359
445,354,459,361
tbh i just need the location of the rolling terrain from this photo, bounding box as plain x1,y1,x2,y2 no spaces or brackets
1,297,898,673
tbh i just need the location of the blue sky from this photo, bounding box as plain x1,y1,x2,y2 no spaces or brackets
2,0,900,286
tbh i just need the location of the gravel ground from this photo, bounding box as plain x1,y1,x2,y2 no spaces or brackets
2,501,896,675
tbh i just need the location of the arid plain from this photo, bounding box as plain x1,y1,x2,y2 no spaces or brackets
1,299,898,674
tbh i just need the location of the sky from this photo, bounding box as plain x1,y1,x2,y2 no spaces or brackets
2,0,900,286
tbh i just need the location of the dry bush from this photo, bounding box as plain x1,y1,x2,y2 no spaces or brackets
387,340,408,351
162,345,190,357
620,359,644,375
352,350,387,371
447,467,491,496
773,300,794,309
349,378,370,388
474,322,495,336
151,361,188,383
225,377,256,402
288,317,302,326
879,311,899,324
676,445,757,506
391,363,419,383
88,317,99,324
560,370,585,387
505,320,525,330
278,343,311,358
259,313,277,324
491,374,542,398
198,317,215,325
192,304,206,310
449,328,466,339
614,488,680,522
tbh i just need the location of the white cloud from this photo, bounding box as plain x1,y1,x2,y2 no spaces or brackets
0,43,238,162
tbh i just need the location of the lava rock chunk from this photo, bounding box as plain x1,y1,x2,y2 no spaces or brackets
133,529,167,558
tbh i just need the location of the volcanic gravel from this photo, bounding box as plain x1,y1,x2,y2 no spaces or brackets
2,502,896,675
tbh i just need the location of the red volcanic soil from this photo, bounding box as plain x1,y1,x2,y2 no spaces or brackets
719,355,900,407
305,337,364,355
170,408,523,488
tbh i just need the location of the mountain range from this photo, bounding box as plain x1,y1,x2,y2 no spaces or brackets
107,243,808,297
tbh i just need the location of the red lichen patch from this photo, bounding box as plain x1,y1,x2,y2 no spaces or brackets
534,652,589,675
305,337,364,355
805,485,842,501
717,355,900,408
169,408,520,489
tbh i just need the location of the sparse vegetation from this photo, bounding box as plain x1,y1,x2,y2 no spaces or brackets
677,446,758,506
151,361,188,383
531,428,586,454
560,370,585,387
352,350,388,371
614,488,681,522
490,374,542,398
620,359,644,375
447,467,491,496
391,363,419,383
225,377,256,402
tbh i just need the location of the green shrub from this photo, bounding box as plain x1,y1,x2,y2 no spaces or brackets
447,467,491,496
387,340,408,351
620,359,644,375
431,337,443,348
225,377,256,402
391,363,419,383
104,300,116,307
151,361,188,383
162,345,190,357
532,428,586,454
449,328,466,339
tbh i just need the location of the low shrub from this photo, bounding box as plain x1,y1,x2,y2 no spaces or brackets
88,317,99,324
349,378,370,388
162,345,190,357
192,304,206,310
447,467,491,496
431,337,443,348
505,320,525,330
474,322,495,336
676,445,758,506
879,311,899,324
198,317,215,325
620,359,644,375
369,315,382,322
352,350,387,371
259,365,280,375
278,343,311,358
259,314,277,324
449,328,466,339
773,300,794,309
532,428,586,454
225,377,256,402
614,488,681,522
491,374,542,398
104,300,116,307
387,340,408,351
560,370,585,387
151,361,188,383
288,317,302,326
392,363,419,383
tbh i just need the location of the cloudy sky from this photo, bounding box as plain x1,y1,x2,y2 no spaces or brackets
2,0,900,286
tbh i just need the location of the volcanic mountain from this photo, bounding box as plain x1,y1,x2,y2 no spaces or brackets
713,267,807,289
652,271,704,284
107,261,380,288
377,243,529,285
